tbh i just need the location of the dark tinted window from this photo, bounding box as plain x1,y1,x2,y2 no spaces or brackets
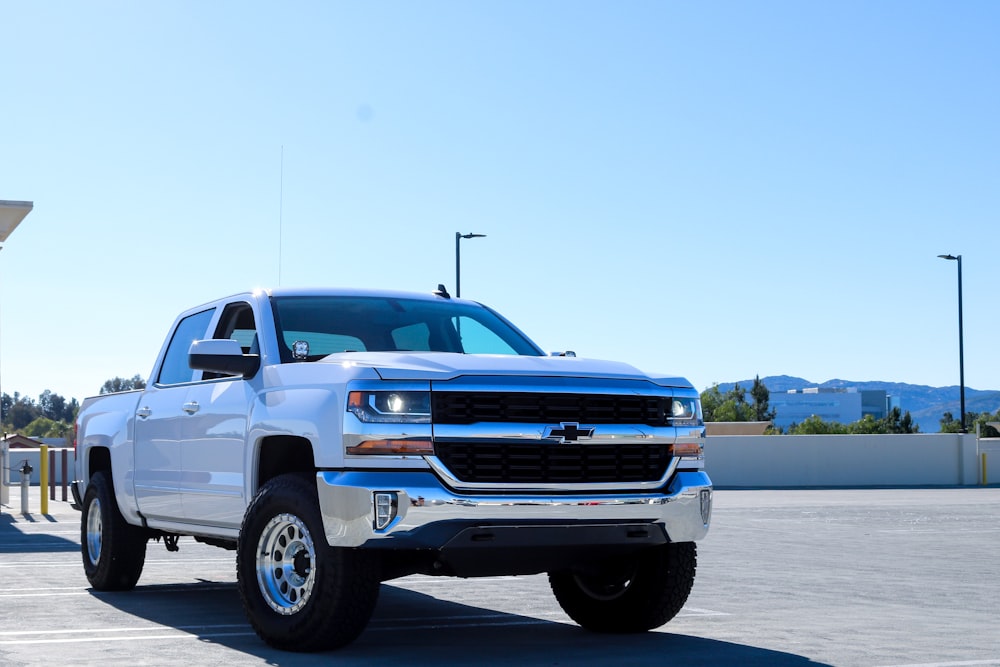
270,296,541,363
203,302,258,380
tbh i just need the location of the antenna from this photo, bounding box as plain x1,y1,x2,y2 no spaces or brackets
278,145,284,286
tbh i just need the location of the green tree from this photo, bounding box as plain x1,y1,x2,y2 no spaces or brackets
790,409,919,435
750,375,777,422
700,385,724,422
37,389,79,423
787,415,849,434
945,410,1000,436
884,407,919,434
939,411,981,433
846,414,885,434
3,393,40,430
700,383,754,422
100,374,147,394
2,389,80,434
22,417,73,439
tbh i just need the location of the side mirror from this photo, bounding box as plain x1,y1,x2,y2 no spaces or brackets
189,339,260,378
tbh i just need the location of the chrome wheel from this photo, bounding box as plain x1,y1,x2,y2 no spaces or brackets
255,512,316,615
80,471,147,590
85,497,103,567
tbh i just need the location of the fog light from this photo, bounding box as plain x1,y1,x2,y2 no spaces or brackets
700,489,713,525
374,492,398,530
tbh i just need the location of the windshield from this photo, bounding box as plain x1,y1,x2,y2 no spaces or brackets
270,296,544,363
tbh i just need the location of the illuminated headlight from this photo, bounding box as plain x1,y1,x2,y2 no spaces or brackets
348,391,431,423
669,397,702,426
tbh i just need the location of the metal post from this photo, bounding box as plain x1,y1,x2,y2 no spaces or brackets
455,232,487,298
40,445,48,515
49,448,56,501
455,232,461,298
0,437,8,507
938,254,967,433
956,256,966,433
61,448,68,502
20,459,32,515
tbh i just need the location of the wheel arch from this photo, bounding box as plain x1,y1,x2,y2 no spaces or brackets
85,446,112,482
254,435,316,492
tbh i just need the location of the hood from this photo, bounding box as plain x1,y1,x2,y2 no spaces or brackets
317,351,693,389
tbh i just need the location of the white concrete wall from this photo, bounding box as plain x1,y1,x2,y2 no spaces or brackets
979,439,1000,485
0,447,74,488
2,438,998,498
706,433,994,487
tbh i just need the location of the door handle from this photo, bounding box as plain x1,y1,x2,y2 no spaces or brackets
136,407,152,419
182,401,200,415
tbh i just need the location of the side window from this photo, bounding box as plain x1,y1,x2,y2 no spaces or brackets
157,309,215,385
214,302,257,352
204,302,258,379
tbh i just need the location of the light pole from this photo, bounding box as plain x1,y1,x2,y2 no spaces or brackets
455,232,486,298
938,254,966,433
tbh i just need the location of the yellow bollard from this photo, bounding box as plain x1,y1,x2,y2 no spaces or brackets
40,445,49,515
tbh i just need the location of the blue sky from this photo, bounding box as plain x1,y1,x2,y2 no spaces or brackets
1,1,998,406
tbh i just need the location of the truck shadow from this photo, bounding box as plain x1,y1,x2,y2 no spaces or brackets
89,581,834,667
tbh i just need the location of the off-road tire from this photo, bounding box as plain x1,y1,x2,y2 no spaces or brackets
81,470,148,590
237,473,380,652
549,542,697,633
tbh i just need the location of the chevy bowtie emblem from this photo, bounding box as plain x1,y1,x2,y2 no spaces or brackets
544,422,595,443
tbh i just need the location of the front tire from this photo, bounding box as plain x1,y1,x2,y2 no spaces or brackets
237,473,380,652
81,470,147,590
549,542,697,633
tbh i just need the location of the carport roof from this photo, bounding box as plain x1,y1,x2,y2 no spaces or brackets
0,200,33,242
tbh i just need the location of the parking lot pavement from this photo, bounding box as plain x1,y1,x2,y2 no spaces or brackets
2,487,1000,666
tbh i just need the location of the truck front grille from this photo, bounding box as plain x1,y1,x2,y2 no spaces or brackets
431,392,665,426
433,441,671,484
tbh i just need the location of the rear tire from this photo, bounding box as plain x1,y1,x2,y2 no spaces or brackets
237,473,380,652
81,470,147,590
549,542,696,633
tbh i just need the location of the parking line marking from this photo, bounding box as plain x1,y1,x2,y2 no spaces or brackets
875,661,1000,667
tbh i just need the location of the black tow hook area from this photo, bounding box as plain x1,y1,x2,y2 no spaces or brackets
435,523,668,577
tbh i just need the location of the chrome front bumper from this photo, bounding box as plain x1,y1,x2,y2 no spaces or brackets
315,469,712,548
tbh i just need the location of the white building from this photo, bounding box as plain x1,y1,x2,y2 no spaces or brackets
769,387,890,429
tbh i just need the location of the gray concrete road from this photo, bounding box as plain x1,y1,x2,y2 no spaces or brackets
2,486,999,666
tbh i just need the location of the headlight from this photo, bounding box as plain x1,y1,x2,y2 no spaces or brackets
669,397,702,426
348,391,431,423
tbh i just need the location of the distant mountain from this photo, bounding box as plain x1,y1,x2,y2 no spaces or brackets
713,376,1000,433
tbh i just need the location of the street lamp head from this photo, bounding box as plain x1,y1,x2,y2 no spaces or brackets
938,254,959,261
459,233,487,240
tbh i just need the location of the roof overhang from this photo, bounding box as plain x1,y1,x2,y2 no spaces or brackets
0,200,33,243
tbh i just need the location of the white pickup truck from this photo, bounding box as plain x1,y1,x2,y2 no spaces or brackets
73,287,712,651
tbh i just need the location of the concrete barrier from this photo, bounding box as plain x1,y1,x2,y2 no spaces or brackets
1,438,996,494
0,448,74,486
980,439,1000,485
706,433,994,488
